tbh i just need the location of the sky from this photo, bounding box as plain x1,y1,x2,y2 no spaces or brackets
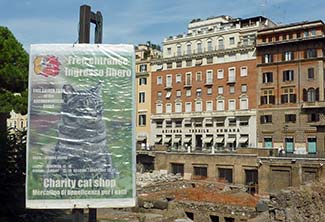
1,0,325,52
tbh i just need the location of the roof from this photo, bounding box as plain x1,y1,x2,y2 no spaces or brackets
259,20,324,34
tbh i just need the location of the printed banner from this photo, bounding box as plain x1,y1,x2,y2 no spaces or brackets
26,44,135,209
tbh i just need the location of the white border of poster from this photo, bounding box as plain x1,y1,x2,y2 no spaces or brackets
26,44,136,209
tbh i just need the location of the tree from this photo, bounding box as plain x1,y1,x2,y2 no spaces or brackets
0,26,29,222
0,26,63,222
0,26,28,114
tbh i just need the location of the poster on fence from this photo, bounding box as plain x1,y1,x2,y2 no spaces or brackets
26,44,135,209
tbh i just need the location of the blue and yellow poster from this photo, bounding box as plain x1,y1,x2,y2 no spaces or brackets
26,44,135,209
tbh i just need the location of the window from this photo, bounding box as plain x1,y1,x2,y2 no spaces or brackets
304,30,309,37
240,66,248,76
224,217,235,222
217,100,225,111
296,32,301,38
260,115,272,124
281,88,296,103
167,47,172,55
166,75,172,87
228,67,236,82
217,69,224,79
166,121,172,128
264,137,273,148
196,72,202,81
139,77,147,85
195,101,202,112
138,114,146,126
241,84,247,93
176,90,181,97
166,103,172,113
155,135,162,144
206,101,213,112
228,99,236,111
285,137,294,153
207,40,213,51
196,88,202,97
305,49,317,58
186,60,192,67
139,92,145,103
185,102,192,112
285,114,296,123
229,86,235,94
167,62,172,69
218,168,233,183
176,74,182,83
308,113,320,122
207,87,212,95
176,45,181,56
218,38,224,49
194,166,207,177
186,89,191,97
260,89,275,105
283,51,294,61
311,29,316,36
283,70,294,82
165,91,172,99
171,163,184,176
156,103,162,114
307,88,316,102
176,61,182,68
210,215,219,222
157,76,162,85
264,54,273,63
197,41,202,53
303,88,319,102
206,57,213,64
157,91,162,99
307,137,316,154
175,102,182,113
185,72,192,85
206,70,213,84
229,37,235,45
243,37,248,46
263,72,273,83
308,68,314,79
140,64,147,72
175,120,182,127
240,98,248,110
186,43,191,55
218,86,223,95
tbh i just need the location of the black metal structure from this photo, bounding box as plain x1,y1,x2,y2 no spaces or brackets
79,4,103,44
73,5,103,222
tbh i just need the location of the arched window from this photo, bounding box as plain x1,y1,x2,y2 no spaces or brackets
196,41,202,53
186,43,192,55
307,88,316,102
207,39,213,52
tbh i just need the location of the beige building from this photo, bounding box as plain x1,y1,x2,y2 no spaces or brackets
135,43,161,150
7,110,27,131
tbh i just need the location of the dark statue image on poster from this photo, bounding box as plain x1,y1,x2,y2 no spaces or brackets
47,83,116,180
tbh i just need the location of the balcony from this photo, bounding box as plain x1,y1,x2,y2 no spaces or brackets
301,101,325,109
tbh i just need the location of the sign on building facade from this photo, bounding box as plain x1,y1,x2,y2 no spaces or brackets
26,44,135,209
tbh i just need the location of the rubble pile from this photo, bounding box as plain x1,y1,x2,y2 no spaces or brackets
136,171,183,188
267,183,325,222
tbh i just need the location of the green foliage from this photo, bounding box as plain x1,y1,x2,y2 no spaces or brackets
0,26,28,114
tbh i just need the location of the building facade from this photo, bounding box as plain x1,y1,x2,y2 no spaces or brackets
7,110,27,131
151,16,276,152
256,20,325,156
135,44,161,150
